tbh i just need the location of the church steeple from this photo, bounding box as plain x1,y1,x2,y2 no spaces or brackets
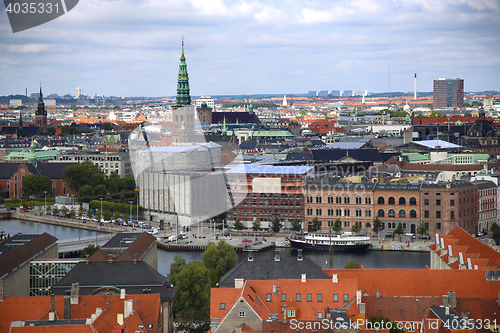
175,37,191,107
35,84,48,132
36,85,46,116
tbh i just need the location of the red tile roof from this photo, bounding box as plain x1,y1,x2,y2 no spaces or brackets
323,268,500,298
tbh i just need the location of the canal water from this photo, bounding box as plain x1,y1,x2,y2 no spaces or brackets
1,218,430,278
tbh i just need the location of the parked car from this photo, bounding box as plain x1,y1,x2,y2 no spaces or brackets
419,235,431,240
385,232,394,238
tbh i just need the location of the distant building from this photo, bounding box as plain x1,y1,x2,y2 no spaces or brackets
50,151,132,178
195,94,214,109
342,90,353,97
433,78,464,109
318,90,328,97
331,90,341,97
35,86,48,133
9,99,22,107
75,86,83,99
307,91,317,97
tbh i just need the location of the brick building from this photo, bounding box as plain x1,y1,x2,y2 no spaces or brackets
227,164,313,229
304,179,375,233
472,180,497,233
304,179,478,235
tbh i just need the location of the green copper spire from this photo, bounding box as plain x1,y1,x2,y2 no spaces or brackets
175,36,191,107
28,138,37,164
222,116,227,134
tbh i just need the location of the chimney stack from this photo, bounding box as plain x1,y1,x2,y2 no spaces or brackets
443,294,449,307
447,291,457,308
376,290,380,298
124,300,133,319
71,283,79,305
133,253,137,264
445,306,449,316
64,296,71,319
301,274,306,282
85,254,89,264
108,254,113,263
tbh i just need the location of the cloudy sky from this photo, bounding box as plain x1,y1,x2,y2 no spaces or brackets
1,0,499,97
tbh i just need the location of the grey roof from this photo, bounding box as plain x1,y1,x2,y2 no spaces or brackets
37,162,77,179
0,163,39,179
472,180,497,190
219,257,330,287
52,261,174,301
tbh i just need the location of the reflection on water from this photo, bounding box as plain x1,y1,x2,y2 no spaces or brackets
157,246,430,277
0,218,110,242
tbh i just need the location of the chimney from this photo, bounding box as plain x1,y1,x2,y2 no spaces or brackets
108,254,113,263
70,283,79,305
64,296,71,319
234,326,243,333
448,245,453,257
435,234,440,248
332,274,338,283
133,253,137,264
462,312,468,321
443,294,449,307
376,290,380,298
85,254,89,264
447,292,457,308
234,278,244,289
356,290,361,306
49,294,56,321
301,274,306,282
445,306,449,316
0,280,4,301
120,288,126,300
124,300,133,319
117,313,124,325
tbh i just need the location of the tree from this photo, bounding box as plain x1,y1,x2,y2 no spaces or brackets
78,185,94,197
394,223,405,235
271,216,282,233
69,208,76,217
333,219,342,234
252,219,261,232
201,241,237,287
167,256,187,287
369,315,405,333
114,210,120,220
80,244,100,258
95,210,101,221
61,206,68,215
233,219,244,234
21,175,52,198
123,212,129,221
417,222,428,237
102,123,113,131
491,224,500,240
59,126,80,136
103,210,111,221
290,219,301,232
47,127,57,135
78,207,84,218
94,184,107,196
174,261,211,321
372,217,383,233
311,217,321,232
344,262,360,269
351,222,361,234
52,207,59,215
63,161,105,192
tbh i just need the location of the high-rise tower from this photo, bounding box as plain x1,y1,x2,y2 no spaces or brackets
433,78,464,109
35,85,47,132
174,37,191,108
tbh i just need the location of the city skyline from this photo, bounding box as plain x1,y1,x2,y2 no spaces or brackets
1,0,499,97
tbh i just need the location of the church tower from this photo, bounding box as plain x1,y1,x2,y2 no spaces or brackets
35,85,48,132
172,38,194,143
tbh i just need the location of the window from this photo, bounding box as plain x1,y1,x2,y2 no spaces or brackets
378,197,385,204
344,209,350,216
316,197,322,203
281,294,286,302
317,294,322,302
296,294,301,302
343,294,349,302
239,311,245,318
344,221,350,227
436,199,441,206
356,197,362,204
388,209,395,217
287,310,296,318
267,294,272,301
425,222,429,229
365,197,371,205
388,197,395,205
336,197,341,204
410,210,417,218
307,294,312,302
450,211,455,219
328,197,333,204
436,211,441,218
336,209,342,216
424,210,429,218
399,210,406,218
318,312,323,319
344,197,350,204
409,197,417,205
450,199,454,206
356,209,362,217
316,209,322,216
436,193,441,196
424,199,429,205
399,197,406,205
307,208,313,215
436,223,441,230
365,210,371,217
307,196,313,203
378,209,385,217
220,303,225,310
333,294,338,302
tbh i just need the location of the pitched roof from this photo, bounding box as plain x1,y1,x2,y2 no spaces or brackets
364,295,441,321
0,163,39,179
52,261,174,301
323,268,500,298
36,162,77,179
219,257,330,287
0,233,57,278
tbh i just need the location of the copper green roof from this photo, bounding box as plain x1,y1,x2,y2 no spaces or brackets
402,153,430,162
252,130,293,137
5,149,59,161
174,38,191,107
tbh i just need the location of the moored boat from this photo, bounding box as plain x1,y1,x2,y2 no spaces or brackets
289,233,371,251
